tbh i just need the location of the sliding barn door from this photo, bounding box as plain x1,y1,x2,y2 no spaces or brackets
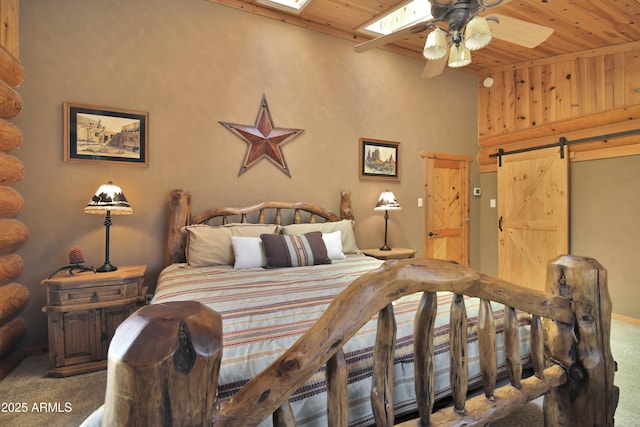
423,152,471,266
497,146,569,291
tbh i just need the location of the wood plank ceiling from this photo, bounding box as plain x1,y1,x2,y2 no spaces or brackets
208,0,640,74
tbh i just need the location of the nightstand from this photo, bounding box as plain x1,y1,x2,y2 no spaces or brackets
361,248,416,260
42,265,147,377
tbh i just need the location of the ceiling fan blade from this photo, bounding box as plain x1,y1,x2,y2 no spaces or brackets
488,14,554,48
422,55,448,79
353,19,433,53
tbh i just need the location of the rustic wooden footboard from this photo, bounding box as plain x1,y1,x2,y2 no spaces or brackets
102,255,618,427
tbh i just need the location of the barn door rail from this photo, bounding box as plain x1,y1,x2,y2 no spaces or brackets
490,127,640,166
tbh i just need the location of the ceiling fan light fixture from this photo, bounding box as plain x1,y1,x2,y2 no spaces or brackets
448,43,472,68
423,27,448,60
464,16,492,50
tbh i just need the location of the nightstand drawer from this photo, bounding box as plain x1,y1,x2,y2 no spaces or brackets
44,266,146,307
49,283,129,306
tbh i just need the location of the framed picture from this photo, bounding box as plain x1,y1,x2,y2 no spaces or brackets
64,102,149,166
359,138,400,180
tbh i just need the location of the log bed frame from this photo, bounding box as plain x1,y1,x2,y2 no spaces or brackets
101,190,618,426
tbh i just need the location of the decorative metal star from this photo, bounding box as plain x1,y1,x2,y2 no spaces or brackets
220,95,304,177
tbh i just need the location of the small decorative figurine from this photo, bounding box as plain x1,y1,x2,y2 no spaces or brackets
69,245,85,264
47,246,96,278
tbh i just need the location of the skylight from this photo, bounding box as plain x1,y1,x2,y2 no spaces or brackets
361,0,433,36
257,0,312,14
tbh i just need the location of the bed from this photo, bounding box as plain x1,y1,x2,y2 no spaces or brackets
89,189,618,427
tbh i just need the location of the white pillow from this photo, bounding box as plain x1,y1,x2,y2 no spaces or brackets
231,236,267,269
322,231,346,260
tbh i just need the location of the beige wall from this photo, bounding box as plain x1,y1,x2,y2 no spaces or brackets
480,155,640,319
14,0,480,348
570,156,640,319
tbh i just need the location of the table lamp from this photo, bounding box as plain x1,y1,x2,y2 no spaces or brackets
374,190,401,251
84,181,133,272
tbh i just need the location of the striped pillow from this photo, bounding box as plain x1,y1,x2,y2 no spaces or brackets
260,231,331,268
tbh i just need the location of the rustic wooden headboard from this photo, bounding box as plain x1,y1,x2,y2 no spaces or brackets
165,189,352,266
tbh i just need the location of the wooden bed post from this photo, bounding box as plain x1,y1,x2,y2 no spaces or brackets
340,190,353,220
102,301,222,427
543,255,618,426
165,189,192,266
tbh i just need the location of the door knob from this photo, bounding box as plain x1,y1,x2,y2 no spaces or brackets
428,231,438,237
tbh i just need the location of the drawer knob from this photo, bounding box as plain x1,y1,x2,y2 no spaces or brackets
91,292,99,302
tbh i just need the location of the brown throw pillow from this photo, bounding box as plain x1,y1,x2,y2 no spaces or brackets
260,231,331,268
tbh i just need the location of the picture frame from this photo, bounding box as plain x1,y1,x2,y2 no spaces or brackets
63,102,149,166
359,138,400,181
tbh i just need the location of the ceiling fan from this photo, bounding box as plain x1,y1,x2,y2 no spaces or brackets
353,0,554,78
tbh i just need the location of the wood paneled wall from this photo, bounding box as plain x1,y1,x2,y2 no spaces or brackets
478,41,640,172
0,0,17,59
0,0,28,381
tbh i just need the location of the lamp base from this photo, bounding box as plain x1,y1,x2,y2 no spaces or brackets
96,262,118,273
379,210,392,251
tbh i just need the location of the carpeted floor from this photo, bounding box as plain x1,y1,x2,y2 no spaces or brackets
0,319,636,426
0,354,106,427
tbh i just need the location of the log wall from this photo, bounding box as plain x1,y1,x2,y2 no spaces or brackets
478,41,640,172
0,0,28,381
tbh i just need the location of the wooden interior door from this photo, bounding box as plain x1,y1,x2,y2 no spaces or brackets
423,152,471,266
497,146,569,291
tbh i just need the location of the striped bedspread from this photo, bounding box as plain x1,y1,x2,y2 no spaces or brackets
152,255,532,426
